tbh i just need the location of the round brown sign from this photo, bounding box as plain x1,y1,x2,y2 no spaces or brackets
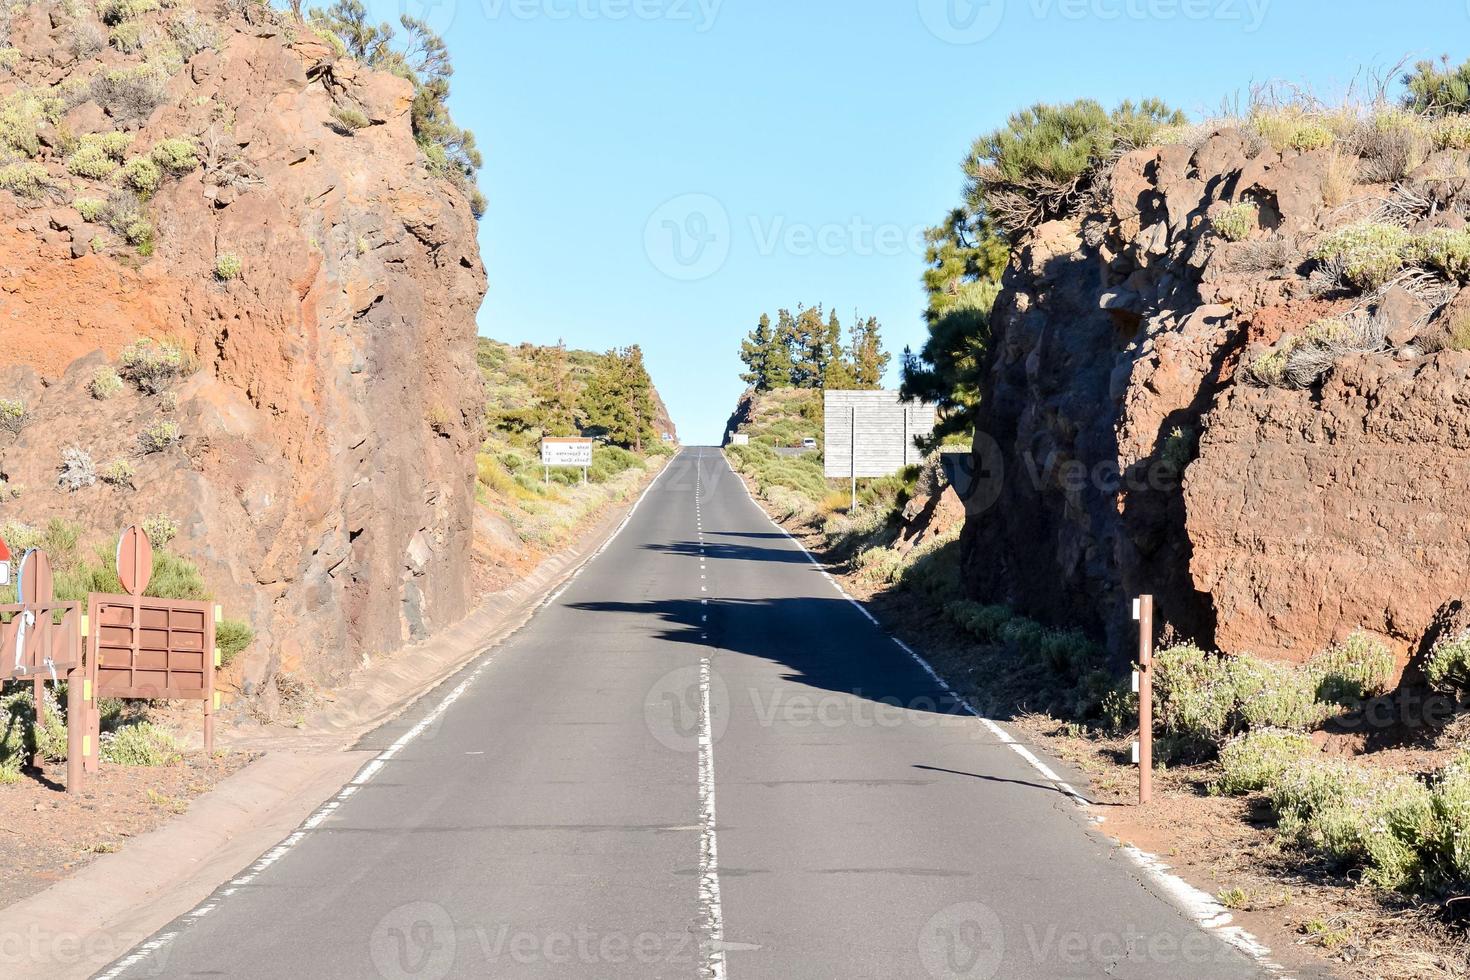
116,525,153,597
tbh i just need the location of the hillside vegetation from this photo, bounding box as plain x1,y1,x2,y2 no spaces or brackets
472,338,673,587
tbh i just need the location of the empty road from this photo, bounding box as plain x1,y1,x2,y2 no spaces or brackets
102,448,1264,979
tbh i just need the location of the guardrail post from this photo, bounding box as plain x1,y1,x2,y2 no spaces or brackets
1134,594,1154,806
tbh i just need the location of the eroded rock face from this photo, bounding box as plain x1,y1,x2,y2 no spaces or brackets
962,126,1470,664
0,12,486,690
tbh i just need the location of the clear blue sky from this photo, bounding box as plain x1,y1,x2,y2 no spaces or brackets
377,0,1464,443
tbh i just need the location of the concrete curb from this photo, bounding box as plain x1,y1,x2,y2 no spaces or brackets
0,460,668,980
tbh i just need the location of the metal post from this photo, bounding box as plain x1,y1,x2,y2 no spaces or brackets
32,674,44,771
1136,594,1154,806
849,406,857,511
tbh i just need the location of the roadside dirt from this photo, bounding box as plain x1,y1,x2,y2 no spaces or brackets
762,498,1470,980
0,751,253,908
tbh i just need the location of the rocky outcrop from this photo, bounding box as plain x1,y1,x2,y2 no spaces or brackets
963,128,1470,665
0,3,485,695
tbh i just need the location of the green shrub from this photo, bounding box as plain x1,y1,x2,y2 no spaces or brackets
1214,728,1317,796
1403,57,1470,115
66,131,133,179
1212,202,1258,242
329,105,369,133
1308,632,1396,704
149,136,198,174
965,97,1185,236
1251,109,1338,152
0,48,19,72
1432,115,1470,151
90,65,168,122
0,161,48,198
946,601,1013,643
119,337,183,392
1408,228,1470,283
100,721,181,766
55,543,207,603
1426,634,1470,694
1312,222,1413,290
0,685,69,768
1270,757,1434,891
120,155,162,194
74,197,108,223
214,253,242,280
140,512,179,546
1234,659,1332,731
100,458,135,488
109,22,147,52
1429,752,1470,888
0,92,47,158
216,619,254,667
97,0,161,25
90,365,123,399
138,419,181,453
0,397,29,434
1154,643,1239,743
100,191,153,250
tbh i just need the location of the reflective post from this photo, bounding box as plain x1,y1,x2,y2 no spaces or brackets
1136,594,1154,806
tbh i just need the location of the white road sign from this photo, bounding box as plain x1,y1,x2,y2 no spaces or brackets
541,438,594,467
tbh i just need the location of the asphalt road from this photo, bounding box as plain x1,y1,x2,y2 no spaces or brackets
100,448,1265,980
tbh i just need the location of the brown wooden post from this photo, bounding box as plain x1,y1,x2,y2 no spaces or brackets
31,674,44,771
1137,594,1154,806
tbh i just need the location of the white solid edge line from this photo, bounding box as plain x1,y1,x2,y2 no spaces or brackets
719,450,1294,979
99,455,681,980
697,655,727,980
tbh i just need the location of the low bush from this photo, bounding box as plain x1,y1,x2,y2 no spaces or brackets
1270,757,1434,891
1309,632,1395,704
215,619,254,667
99,721,181,766
120,155,162,194
1212,202,1258,242
97,0,161,25
946,600,1013,643
138,420,181,453
1214,728,1317,796
57,446,97,491
1247,311,1387,389
214,253,242,280
65,131,133,180
150,136,198,174
0,161,48,198
90,65,168,123
108,22,148,53
119,337,184,392
74,197,107,223
1312,222,1413,291
1408,228,1470,283
1426,634,1470,694
1251,108,1339,152
100,458,135,488
0,685,69,772
90,365,123,399
1234,659,1332,731
0,397,29,433
1154,643,1240,744
329,105,369,134
141,512,179,546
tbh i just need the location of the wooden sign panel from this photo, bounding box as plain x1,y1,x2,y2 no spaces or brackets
90,595,213,699
116,525,153,597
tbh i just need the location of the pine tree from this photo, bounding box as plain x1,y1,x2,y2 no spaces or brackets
787,305,827,389
739,314,775,391
581,347,656,452
528,342,577,436
850,314,889,389
821,309,856,389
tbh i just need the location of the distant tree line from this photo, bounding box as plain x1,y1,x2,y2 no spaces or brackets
502,343,659,453
738,305,890,393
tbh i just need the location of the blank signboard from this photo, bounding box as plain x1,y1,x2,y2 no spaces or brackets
823,390,938,479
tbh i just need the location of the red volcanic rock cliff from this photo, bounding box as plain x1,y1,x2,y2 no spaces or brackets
0,1,485,694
